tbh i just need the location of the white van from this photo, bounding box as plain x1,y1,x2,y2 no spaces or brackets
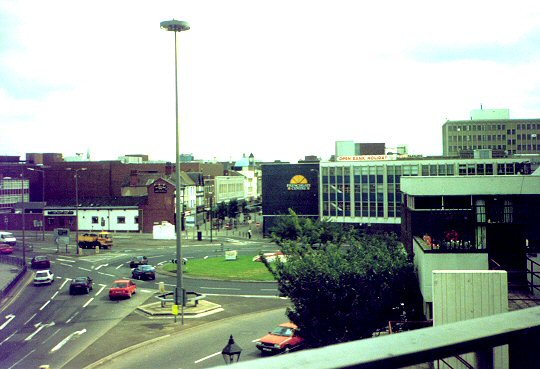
0,231,16,246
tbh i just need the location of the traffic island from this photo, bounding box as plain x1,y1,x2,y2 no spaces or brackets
137,299,223,317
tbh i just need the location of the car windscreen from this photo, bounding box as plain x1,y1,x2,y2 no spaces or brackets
113,282,128,288
140,265,154,271
36,271,48,277
73,278,87,283
271,327,294,337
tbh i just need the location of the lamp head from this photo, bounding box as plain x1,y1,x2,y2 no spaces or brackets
160,20,190,32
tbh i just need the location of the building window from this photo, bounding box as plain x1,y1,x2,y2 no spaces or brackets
117,216,126,224
134,216,139,224
91,216,98,224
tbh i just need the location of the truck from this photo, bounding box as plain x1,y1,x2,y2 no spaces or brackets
78,231,113,249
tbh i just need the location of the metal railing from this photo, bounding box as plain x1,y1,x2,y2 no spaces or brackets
210,306,540,369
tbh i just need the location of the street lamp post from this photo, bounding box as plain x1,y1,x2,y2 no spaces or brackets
209,192,213,243
221,335,243,364
160,18,190,324
27,167,46,241
67,168,87,254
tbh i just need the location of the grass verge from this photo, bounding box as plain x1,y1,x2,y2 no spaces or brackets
162,255,276,281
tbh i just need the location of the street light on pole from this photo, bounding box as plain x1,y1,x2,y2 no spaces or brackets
160,18,190,324
66,168,87,254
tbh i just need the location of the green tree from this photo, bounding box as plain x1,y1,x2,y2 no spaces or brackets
227,198,239,219
264,230,417,348
217,202,227,221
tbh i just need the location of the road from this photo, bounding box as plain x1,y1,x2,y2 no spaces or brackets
92,308,290,369
0,232,284,369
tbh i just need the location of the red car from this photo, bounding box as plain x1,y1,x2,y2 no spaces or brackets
256,322,305,354
109,279,137,300
0,244,14,254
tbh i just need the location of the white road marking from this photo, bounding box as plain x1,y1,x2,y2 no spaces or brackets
194,351,221,364
78,267,92,272
60,279,70,289
95,285,106,296
0,314,15,330
139,289,154,293
25,321,55,341
39,300,51,311
7,348,35,369
83,297,94,308
42,327,62,344
24,313,37,325
60,263,74,267
200,287,241,291
51,291,59,299
50,328,86,353
57,258,76,263
66,312,79,324
98,272,116,277
115,264,123,269
0,331,16,346
95,264,109,270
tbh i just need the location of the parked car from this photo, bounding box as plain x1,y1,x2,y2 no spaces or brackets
129,256,148,268
0,231,16,246
109,279,137,299
132,265,156,280
34,270,55,285
0,243,14,254
31,255,51,269
69,276,93,294
256,322,305,354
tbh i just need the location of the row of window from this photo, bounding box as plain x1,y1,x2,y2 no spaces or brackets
449,133,538,143
90,216,139,224
321,160,530,219
447,122,540,132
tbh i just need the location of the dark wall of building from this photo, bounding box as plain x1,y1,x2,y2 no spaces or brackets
261,163,319,234
140,178,175,233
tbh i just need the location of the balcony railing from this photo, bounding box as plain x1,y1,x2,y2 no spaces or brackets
211,306,540,369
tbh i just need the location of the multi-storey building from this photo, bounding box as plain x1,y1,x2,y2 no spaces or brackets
318,154,538,235
442,108,540,157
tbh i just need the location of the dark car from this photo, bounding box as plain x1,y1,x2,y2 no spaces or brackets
69,276,93,294
31,255,51,269
132,265,156,280
129,256,148,268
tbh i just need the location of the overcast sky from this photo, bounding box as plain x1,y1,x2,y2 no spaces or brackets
1,1,540,163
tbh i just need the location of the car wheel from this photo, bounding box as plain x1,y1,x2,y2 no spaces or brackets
86,287,90,294
283,346,290,354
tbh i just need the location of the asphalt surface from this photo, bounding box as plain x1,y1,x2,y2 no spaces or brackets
0,225,288,369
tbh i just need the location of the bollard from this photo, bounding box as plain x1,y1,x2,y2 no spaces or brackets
95,246,100,254
159,281,165,293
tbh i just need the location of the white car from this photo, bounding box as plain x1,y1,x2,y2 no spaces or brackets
34,270,55,285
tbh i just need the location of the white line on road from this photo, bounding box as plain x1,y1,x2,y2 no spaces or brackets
7,348,35,369
95,285,106,296
50,329,86,352
57,258,76,263
25,321,55,341
60,279,70,289
0,314,15,330
51,291,59,299
66,312,79,324
24,313,37,325
0,331,16,347
78,267,92,272
194,351,221,364
59,263,74,267
83,297,94,308
39,300,50,311
98,272,116,277
43,327,62,344
95,264,109,270
199,287,241,291
116,264,123,269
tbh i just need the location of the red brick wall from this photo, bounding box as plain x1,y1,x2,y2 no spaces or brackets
140,178,176,233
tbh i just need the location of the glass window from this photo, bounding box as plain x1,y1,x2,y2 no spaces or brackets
91,216,98,224
117,216,126,224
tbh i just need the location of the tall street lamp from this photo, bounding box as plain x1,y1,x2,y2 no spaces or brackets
27,167,46,241
67,168,87,254
222,335,243,364
160,18,190,324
